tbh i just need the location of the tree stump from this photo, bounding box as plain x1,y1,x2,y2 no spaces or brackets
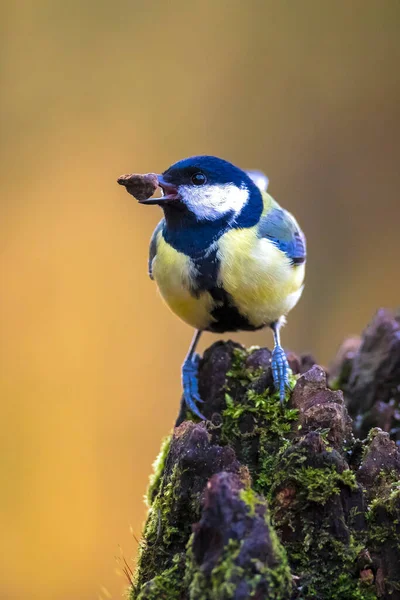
129,309,400,599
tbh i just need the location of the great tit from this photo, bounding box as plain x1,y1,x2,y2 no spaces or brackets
142,155,306,419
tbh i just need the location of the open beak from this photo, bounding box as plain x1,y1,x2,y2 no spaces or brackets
139,175,179,205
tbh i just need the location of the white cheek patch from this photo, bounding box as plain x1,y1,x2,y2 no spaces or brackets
179,183,249,221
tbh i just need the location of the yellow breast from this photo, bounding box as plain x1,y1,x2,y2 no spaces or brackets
217,227,305,327
152,234,215,330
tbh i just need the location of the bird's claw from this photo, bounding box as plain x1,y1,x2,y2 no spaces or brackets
271,345,291,405
182,353,206,419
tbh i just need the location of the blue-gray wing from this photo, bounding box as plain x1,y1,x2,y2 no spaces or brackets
258,206,306,265
148,219,165,279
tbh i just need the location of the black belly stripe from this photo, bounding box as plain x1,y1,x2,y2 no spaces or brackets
191,251,265,334
189,248,217,300
190,246,220,296
207,287,265,333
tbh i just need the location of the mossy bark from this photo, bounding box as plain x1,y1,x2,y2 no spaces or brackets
130,310,400,600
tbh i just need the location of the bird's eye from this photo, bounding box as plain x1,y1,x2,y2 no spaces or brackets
191,172,207,186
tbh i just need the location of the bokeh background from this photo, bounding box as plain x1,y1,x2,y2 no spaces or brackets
1,1,400,598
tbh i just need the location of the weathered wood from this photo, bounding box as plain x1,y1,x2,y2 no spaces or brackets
130,310,400,600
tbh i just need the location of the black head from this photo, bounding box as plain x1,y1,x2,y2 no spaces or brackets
153,155,260,221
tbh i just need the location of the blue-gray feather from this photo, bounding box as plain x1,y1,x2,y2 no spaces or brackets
148,219,164,279
257,207,306,265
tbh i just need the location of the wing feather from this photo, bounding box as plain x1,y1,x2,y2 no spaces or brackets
148,219,164,279
257,204,306,265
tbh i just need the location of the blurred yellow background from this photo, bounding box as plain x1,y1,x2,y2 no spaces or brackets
1,1,400,598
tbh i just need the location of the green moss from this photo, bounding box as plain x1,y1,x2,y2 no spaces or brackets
365,467,400,504
132,464,191,597
296,465,357,504
367,484,400,550
270,439,357,507
291,535,376,600
262,508,293,597
267,438,372,600
185,539,243,600
146,434,172,506
134,554,184,600
239,487,263,516
360,465,400,593
340,468,359,489
222,369,299,496
184,490,292,600
221,346,298,475
144,466,180,544
366,427,381,442
226,347,264,384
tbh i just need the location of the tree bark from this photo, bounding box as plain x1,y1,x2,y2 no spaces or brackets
129,309,400,600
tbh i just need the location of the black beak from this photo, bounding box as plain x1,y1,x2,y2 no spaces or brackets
138,175,179,205
146,174,179,204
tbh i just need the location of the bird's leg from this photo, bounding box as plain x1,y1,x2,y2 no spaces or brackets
181,329,205,419
270,319,291,404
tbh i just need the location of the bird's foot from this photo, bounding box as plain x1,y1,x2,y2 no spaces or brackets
182,353,205,420
271,345,291,405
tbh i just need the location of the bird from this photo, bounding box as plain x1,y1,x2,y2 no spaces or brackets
140,155,306,419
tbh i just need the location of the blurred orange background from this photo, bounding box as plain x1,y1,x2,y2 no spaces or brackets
1,1,400,598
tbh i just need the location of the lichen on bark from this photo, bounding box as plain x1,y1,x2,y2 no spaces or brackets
129,309,400,600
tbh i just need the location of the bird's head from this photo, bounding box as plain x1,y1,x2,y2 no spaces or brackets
142,155,261,223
